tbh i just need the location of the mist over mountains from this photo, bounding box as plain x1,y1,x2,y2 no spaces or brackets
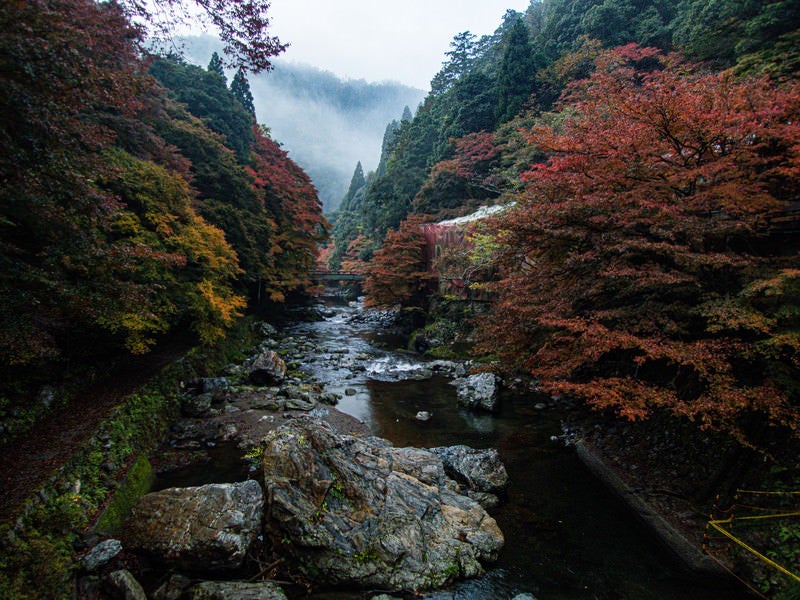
181,37,426,212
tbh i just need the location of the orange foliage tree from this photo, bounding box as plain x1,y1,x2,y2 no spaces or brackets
478,45,800,443
364,215,436,308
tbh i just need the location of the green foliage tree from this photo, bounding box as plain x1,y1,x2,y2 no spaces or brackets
341,161,366,209
231,66,256,116
207,51,225,79
150,57,254,159
495,17,538,123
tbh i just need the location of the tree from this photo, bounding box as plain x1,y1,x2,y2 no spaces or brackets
0,0,151,366
150,58,255,159
208,51,225,79
364,215,436,308
341,162,366,209
121,0,287,72
247,126,327,301
477,45,800,444
430,31,480,95
495,17,537,123
231,67,256,117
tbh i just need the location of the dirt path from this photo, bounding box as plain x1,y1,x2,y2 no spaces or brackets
0,347,186,526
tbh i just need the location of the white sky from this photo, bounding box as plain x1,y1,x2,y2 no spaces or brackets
267,0,533,89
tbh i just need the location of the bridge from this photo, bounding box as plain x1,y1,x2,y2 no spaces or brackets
309,270,364,282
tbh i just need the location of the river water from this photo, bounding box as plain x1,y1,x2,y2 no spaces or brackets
287,299,751,600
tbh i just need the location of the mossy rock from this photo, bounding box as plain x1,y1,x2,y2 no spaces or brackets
93,454,154,535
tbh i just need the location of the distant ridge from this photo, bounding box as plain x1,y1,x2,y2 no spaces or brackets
180,36,426,212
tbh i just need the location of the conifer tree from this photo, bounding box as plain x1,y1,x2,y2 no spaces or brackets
231,67,256,117
208,51,225,79
495,17,536,123
341,161,365,210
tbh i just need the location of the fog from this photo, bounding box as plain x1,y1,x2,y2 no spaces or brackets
250,64,425,212
182,36,426,212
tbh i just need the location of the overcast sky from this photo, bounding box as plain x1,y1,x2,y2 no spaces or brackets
267,0,533,89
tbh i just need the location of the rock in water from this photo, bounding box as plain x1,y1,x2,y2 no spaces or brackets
186,580,287,599
454,373,500,413
261,418,504,591
429,445,509,494
123,481,263,572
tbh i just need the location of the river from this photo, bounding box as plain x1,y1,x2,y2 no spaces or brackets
153,296,752,599
285,298,751,600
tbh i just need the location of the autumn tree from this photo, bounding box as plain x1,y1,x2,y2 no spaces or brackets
364,215,436,308
121,0,287,72
478,45,800,444
248,126,327,302
0,0,150,366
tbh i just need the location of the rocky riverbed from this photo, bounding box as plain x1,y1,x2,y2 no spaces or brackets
77,301,754,600
78,313,511,599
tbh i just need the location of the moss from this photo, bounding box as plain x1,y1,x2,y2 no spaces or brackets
0,314,266,599
93,454,154,535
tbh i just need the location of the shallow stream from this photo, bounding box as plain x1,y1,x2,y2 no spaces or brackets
155,298,752,599
286,299,751,600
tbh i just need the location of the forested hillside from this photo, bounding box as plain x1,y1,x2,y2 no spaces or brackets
333,0,800,447
181,35,426,213
0,0,324,435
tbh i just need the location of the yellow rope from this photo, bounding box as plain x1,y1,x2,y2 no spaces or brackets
708,518,800,583
737,489,800,496
723,511,800,522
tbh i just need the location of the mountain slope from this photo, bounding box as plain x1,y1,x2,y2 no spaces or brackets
182,36,426,212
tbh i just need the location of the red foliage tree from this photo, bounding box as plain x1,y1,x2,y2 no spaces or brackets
122,0,286,72
364,215,436,308
477,46,800,443
247,126,327,301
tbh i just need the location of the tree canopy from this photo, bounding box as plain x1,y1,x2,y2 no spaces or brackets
0,0,323,391
476,45,800,442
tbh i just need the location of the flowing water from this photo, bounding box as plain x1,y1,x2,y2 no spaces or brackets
288,299,752,600
154,297,752,599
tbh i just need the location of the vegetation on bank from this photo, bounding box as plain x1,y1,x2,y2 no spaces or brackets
0,0,325,439
333,0,800,447
0,316,262,599
325,2,800,593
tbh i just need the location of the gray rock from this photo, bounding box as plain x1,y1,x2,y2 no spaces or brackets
261,418,503,591
181,392,214,417
188,377,230,395
415,411,432,421
107,570,147,600
454,373,500,413
512,595,538,600
80,538,122,571
186,580,287,599
253,321,278,339
123,481,263,572
429,445,509,494
248,350,287,385
152,574,193,600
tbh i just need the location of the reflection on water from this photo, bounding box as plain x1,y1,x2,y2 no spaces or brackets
291,300,752,600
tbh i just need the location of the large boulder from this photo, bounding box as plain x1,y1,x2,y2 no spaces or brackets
123,481,263,572
261,418,504,591
429,445,509,504
186,580,287,600
454,373,500,413
247,350,287,385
